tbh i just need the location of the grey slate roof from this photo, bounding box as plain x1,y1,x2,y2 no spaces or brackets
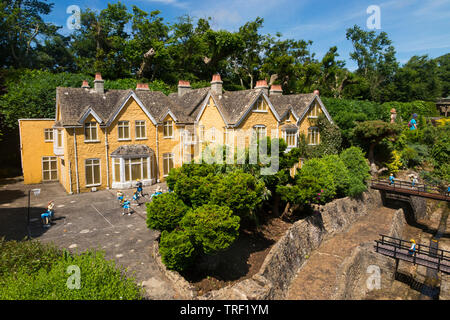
110,144,155,158
56,85,320,128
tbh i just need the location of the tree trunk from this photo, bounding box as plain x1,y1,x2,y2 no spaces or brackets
368,143,377,174
272,193,280,216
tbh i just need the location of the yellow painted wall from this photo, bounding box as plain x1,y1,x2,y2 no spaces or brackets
157,114,184,181
298,98,322,141
67,97,158,193
19,119,57,184
237,96,279,146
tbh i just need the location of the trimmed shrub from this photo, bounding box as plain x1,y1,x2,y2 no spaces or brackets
322,154,350,197
159,230,196,272
146,192,189,232
339,147,370,197
295,158,337,204
180,204,240,255
209,170,265,219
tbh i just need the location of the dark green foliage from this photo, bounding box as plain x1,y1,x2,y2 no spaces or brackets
209,170,265,219
322,155,350,197
159,230,196,272
0,239,143,300
339,147,370,197
180,204,240,255
146,193,189,231
295,158,337,204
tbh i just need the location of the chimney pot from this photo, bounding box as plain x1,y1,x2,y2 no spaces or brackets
94,73,104,94
210,73,223,95
270,84,283,96
178,80,192,97
136,83,149,91
81,80,90,88
313,89,320,96
255,80,269,95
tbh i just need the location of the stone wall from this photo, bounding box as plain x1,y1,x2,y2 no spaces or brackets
152,188,387,300
332,208,407,299
197,188,383,300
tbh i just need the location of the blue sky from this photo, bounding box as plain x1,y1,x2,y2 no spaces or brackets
46,0,450,71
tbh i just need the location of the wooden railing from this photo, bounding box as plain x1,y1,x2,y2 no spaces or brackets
374,234,450,274
370,179,450,201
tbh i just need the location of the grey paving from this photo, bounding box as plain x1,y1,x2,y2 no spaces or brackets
0,178,179,300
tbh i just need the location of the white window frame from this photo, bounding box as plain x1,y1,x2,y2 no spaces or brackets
163,120,174,138
253,96,268,113
85,158,101,187
252,125,267,142
55,129,63,148
44,128,54,142
118,121,130,141
84,122,99,142
224,128,233,145
283,130,298,148
135,120,147,140
307,127,319,145
209,127,216,143
199,125,205,142
308,103,320,118
42,156,57,181
163,153,174,177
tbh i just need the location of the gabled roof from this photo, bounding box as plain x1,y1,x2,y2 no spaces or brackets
55,84,332,129
56,87,130,126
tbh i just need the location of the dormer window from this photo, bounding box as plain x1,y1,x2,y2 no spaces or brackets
254,97,267,112
84,122,98,142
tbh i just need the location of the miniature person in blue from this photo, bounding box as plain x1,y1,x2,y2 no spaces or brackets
41,211,51,227
408,239,416,255
150,186,163,199
409,113,418,130
136,179,143,197
117,190,124,204
122,199,131,216
389,174,395,185
132,191,141,206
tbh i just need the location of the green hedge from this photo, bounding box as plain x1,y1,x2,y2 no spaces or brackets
0,239,143,300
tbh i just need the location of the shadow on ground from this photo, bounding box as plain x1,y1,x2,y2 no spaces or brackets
181,230,275,284
0,206,54,240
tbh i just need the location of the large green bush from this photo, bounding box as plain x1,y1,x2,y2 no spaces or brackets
0,239,143,300
209,170,265,219
339,147,370,197
146,192,189,231
159,230,196,272
322,155,351,197
180,204,240,255
295,158,337,204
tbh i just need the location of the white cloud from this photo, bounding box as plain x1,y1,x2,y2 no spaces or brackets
142,0,189,9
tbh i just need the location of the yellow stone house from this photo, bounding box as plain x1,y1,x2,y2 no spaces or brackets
18,73,333,194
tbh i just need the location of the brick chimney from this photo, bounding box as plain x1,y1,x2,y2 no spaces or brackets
178,80,192,97
136,83,150,91
255,80,269,95
81,80,90,89
94,73,104,94
270,84,282,96
210,74,223,96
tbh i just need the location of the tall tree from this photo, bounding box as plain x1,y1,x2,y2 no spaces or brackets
393,55,441,101
346,25,398,102
0,0,59,68
70,2,132,78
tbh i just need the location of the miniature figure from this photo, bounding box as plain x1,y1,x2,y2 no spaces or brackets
408,239,416,255
389,174,395,185
408,113,418,130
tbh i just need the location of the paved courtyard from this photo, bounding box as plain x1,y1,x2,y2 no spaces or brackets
0,177,180,300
